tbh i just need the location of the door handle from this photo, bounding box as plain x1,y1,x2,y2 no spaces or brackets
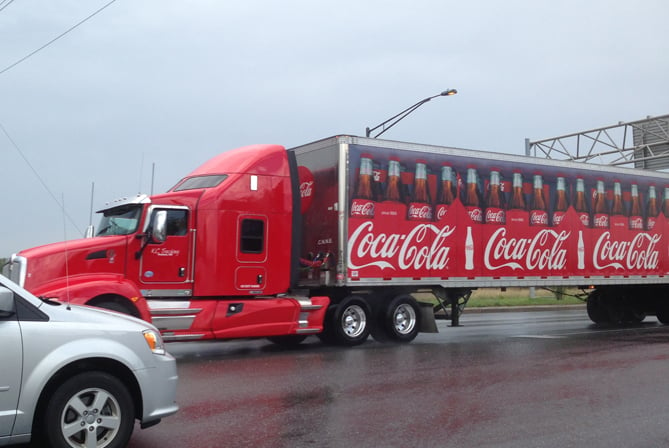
257,274,263,284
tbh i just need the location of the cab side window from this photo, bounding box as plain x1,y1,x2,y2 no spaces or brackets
165,210,188,236
240,219,264,253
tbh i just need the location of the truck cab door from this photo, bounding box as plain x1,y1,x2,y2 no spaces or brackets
140,207,193,284
234,215,268,292
0,288,22,437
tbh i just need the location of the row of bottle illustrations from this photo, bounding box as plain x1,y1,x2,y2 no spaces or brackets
350,153,669,230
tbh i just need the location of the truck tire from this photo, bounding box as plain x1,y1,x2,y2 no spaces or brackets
382,295,421,343
328,296,370,346
92,296,140,318
43,371,135,448
586,291,609,324
267,335,308,347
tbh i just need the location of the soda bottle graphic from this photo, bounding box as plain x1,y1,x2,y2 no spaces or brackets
385,157,403,203
464,166,482,223
509,171,526,210
593,179,609,229
577,230,585,270
436,163,455,221
552,176,568,226
629,183,643,230
662,186,669,219
350,154,375,218
611,180,625,216
407,159,433,221
465,226,474,270
574,176,590,227
530,173,548,226
485,169,505,224
647,185,658,230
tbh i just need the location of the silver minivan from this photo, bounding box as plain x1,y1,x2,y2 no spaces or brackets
0,274,178,447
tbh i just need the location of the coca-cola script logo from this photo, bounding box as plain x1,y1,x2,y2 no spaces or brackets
297,165,315,213
467,206,483,223
408,203,434,221
530,211,548,226
436,204,449,221
648,217,657,230
485,208,505,224
593,214,609,229
348,221,455,271
552,212,566,226
629,217,643,230
484,227,570,271
593,232,660,270
350,199,375,218
150,248,181,257
577,212,590,227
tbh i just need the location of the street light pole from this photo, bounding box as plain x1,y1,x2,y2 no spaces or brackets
365,89,457,138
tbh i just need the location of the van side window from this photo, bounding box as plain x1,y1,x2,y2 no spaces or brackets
165,210,188,236
240,219,264,253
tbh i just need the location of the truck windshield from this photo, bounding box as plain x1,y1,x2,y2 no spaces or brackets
96,205,143,236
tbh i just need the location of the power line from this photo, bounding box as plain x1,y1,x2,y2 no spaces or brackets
0,121,83,236
0,0,16,13
0,0,118,76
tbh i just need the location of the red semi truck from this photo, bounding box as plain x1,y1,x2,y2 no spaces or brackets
5,135,669,345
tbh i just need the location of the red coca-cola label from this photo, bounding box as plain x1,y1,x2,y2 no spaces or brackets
297,165,315,213
648,217,657,230
407,203,434,221
466,206,483,223
593,213,609,229
351,199,375,218
435,204,450,221
577,212,590,227
485,207,505,224
629,216,643,230
552,211,566,226
530,210,548,226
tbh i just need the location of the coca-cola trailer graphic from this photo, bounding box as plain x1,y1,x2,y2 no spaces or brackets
7,136,669,349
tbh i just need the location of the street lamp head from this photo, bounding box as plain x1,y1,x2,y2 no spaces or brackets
440,89,457,96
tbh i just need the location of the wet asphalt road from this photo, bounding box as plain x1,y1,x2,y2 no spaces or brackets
127,310,669,448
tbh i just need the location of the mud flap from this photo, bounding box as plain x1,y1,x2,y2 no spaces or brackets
418,302,438,333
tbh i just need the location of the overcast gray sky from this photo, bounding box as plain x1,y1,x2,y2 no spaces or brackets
1,0,668,257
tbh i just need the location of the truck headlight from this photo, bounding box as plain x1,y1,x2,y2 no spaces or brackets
143,329,166,355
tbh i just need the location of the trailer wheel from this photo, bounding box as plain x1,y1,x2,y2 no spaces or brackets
586,291,609,324
656,305,669,324
383,295,421,343
329,296,370,346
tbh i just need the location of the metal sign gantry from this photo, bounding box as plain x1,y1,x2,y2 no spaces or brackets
526,114,669,169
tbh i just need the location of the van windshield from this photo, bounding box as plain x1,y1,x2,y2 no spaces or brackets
96,205,143,236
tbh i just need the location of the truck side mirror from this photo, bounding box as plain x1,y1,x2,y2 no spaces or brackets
0,287,15,318
151,210,167,243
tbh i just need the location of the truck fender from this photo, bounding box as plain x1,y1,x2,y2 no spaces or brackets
33,275,151,322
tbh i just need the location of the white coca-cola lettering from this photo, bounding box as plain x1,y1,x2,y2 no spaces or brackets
594,214,609,228
593,232,660,270
578,212,590,227
408,204,434,220
553,212,565,226
436,205,449,220
351,200,375,217
467,207,483,222
300,180,313,198
530,211,548,225
648,217,657,230
485,208,505,224
348,221,456,271
484,227,569,271
629,217,643,229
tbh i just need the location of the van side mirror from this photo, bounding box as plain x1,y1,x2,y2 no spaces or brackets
151,210,167,243
0,287,15,318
